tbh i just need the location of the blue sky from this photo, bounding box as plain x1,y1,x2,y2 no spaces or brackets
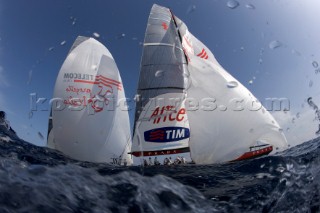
0,0,320,146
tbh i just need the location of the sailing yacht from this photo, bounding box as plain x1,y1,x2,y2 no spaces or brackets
47,36,132,165
130,4,288,164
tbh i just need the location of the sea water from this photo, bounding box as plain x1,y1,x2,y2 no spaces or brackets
0,125,319,212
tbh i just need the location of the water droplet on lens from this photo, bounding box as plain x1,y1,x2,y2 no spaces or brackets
117,33,126,39
27,70,33,85
248,80,253,85
155,70,164,77
60,40,66,46
227,0,240,9
38,132,44,140
187,5,196,14
279,128,283,133
246,4,255,9
309,80,313,87
249,128,254,133
269,40,282,49
291,49,301,56
296,112,300,118
28,111,33,119
218,105,227,111
93,32,100,38
91,65,98,71
227,81,238,88
240,46,244,51
48,47,54,51
312,61,318,68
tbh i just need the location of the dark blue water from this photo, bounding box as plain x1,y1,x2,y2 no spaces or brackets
0,125,319,213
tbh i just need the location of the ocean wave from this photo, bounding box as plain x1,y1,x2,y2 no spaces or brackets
0,126,319,212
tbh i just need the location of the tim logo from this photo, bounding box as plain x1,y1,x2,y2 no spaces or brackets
144,127,190,143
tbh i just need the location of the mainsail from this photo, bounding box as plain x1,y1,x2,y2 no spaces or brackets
131,5,190,157
50,36,132,165
131,4,288,164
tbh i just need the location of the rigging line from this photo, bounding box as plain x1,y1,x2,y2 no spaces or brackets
169,9,189,65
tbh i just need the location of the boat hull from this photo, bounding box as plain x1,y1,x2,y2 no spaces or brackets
231,145,273,162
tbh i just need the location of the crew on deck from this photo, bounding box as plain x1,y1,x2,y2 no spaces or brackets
142,156,187,166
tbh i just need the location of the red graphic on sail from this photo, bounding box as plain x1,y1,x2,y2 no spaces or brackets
197,48,209,59
74,75,122,91
72,74,122,113
162,22,168,30
149,129,165,141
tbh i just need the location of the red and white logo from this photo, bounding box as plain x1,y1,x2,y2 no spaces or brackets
150,105,186,124
197,48,209,59
64,74,122,113
162,22,168,30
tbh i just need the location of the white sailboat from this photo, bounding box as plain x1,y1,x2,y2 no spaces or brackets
47,36,132,165
130,4,288,164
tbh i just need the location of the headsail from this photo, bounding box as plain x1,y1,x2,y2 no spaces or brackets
51,36,132,165
132,4,288,164
173,8,288,164
131,5,190,157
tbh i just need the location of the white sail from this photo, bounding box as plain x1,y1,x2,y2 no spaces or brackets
173,13,288,164
132,4,288,164
51,36,132,165
131,5,191,157
132,93,190,156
